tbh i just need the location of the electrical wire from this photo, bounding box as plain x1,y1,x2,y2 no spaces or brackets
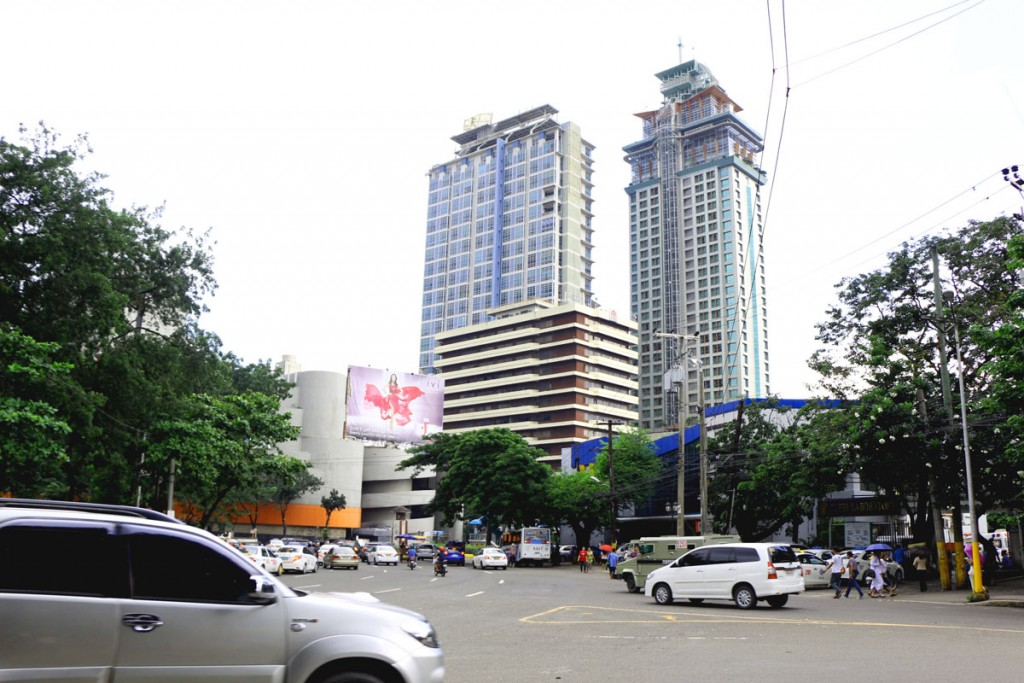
793,0,988,89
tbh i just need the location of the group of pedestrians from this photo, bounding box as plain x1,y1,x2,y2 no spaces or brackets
826,548,897,599
577,546,595,572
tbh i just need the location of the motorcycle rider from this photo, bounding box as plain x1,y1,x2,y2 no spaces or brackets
407,546,417,570
433,550,447,577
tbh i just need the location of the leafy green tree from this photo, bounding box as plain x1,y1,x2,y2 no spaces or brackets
321,488,348,530
811,217,1023,530
147,392,301,529
0,326,74,496
590,427,659,531
546,470,606,549
270,466,324,536
1,125,219,502
398,428,551,544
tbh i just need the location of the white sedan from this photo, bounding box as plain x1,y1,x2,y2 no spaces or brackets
239,544,283,575
796,553,831,589
276,544,318,573
472,547,509,570
368,545,400,566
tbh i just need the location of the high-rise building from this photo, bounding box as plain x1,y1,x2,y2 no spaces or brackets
419,105,596,374
624,60,770,430
434,300,638,466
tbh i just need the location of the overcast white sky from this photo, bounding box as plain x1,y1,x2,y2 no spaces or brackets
4,0,1022,398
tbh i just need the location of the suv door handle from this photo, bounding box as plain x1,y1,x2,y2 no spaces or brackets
123,613,164,632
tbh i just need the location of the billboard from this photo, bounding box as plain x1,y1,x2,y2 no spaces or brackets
345,366,444,444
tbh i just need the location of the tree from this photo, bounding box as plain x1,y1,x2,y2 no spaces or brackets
270,466,324,536
398,428,551,544
321,488,347,531
1,125,219,502
811,217,1023,529
590,426,660,533
0,325,74,497
546,470,607,549
147,392,301,529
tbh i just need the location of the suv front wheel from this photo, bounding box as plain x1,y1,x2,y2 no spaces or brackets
652,583,673,605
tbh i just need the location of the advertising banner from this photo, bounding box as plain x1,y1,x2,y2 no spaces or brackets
345,366,444,444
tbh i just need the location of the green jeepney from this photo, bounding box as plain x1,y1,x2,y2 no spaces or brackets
616,535,741,593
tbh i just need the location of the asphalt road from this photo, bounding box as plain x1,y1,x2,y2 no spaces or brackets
283,561,1024,682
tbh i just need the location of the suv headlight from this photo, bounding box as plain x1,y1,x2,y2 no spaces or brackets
401,618,440,649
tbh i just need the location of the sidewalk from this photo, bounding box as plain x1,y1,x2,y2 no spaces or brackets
899,574,1024,607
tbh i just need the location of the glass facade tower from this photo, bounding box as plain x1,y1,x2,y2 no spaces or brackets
624,61,770,430
419,105,596,374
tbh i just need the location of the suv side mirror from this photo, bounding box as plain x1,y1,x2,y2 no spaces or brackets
248,576,278,605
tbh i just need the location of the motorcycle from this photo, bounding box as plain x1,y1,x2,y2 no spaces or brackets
408,557,417,570
433,559,447,577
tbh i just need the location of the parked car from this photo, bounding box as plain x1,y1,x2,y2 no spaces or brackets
796,552,831,589
473,547,509,570
239,544,283,575
324,546,360,570
644,542,804,609
276,544,318,573
558,545,576,561
853,550,904,585
0,498,444,682
369,545,400,566
441,547,465,566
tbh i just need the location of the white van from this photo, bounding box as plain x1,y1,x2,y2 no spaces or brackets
644,542,804,609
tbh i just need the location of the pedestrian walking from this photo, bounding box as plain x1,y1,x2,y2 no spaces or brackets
868,552,888,597
585,547,594,573
607,548,618,580
578,546,588,572
913,553,929,592
843,551,864,599
827,547,845,598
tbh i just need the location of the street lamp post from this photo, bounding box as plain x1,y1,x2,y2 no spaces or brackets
687,356,708,535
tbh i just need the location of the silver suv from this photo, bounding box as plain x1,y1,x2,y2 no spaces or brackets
0,499,445,682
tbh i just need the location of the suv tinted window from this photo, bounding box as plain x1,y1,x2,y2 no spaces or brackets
768,545,798,564
128,531,255,603
707,546,736,564
734,547,760,563
680,547,710,567
0,523,126,597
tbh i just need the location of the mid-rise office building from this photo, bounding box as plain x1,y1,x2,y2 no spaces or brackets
419,105,596,374
623,60,770,430
435,301,638,466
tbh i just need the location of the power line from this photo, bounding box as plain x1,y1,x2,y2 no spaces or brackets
788,0,973,67
793,0,987,89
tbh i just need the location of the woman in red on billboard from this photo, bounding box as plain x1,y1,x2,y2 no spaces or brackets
364,373,424,429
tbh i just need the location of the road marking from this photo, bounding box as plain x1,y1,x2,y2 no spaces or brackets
294,584,321,589
498,580,505,585
519,605,1024,634
465,591,485,597
359,575,374,580
375,588,401,594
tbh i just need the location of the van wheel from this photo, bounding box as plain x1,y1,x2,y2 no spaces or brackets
624,574,638,593
734,584,757,609
766,595,789,608
653,583,673,605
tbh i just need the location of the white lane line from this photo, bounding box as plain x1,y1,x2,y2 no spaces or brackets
375,588,402,594
360,575,374,580
465,591,485,597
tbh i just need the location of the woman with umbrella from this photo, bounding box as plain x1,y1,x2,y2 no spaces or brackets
866,543,893,597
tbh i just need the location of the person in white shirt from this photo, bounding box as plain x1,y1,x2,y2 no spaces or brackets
828,548,845,598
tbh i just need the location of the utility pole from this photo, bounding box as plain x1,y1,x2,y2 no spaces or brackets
931,247,967,589
655,331,700,535
594,419,622,542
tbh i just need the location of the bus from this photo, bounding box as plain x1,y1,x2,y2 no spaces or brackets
505,527,551,567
